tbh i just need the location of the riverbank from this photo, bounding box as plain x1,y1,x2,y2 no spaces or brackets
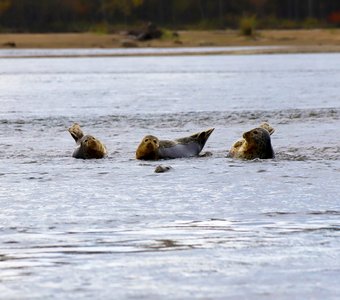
0,29,340,55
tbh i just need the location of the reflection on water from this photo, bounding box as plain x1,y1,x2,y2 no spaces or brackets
0,52,340,299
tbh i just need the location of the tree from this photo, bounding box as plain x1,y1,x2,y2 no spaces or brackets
0,0,11,15
101,0,143,22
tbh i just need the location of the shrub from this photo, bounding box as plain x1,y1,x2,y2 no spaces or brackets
239,16,257,36
303,18,321,29
328,12,340,26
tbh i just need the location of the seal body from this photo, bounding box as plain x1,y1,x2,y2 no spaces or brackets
228,125,274,160
68,123,107,159
136,128,214,160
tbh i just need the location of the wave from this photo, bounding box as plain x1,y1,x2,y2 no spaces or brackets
1,107,339,127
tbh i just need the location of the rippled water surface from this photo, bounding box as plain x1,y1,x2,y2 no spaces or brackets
1,52,340,299
0,46,285,58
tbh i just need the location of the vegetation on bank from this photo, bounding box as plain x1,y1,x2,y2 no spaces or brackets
0,0,339,33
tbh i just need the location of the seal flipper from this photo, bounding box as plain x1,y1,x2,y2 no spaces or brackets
176,128,215,146
68,123,84,143
160,128,215,158
197,128,215,147
259,122,275,135
184,128,215,152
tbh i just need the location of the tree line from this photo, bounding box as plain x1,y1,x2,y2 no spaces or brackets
0,0,339,32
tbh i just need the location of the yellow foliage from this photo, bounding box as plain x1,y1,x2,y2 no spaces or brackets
0,0,11,14
132,0,143,6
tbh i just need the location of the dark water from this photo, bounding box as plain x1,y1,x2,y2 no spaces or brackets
0,52,339,299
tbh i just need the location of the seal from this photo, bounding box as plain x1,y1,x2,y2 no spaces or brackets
228,123,275,159
136,128,214,160
68,123,107,159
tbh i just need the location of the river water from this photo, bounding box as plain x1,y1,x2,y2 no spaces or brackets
0,51,339,299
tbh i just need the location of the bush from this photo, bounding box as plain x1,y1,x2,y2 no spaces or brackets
302,18,321,29
239,16,257,36
328,12,340,26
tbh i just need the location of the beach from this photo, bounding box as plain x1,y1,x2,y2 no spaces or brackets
0,29,340,55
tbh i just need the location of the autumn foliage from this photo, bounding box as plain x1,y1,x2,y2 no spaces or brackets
0,0,339,32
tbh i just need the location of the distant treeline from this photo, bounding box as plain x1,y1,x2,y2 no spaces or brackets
0,0,340,32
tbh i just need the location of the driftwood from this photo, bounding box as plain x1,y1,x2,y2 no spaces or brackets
3,42,16,48
128,22,162,41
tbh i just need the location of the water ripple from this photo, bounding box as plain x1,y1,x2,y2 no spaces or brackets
1,107,339,126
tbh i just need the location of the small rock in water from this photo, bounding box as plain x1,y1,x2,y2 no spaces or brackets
199,151,213,157
154,165,172,173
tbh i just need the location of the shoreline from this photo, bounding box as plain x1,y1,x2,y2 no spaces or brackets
0,29,340,56
1,45,340,59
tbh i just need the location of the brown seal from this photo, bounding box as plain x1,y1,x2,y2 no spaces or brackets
228,122,275,160
136,128,214,160
68,123,107,159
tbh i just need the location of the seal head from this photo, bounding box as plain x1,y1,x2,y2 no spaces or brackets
136,135,160,160
68,123,107,159
228,125,274,160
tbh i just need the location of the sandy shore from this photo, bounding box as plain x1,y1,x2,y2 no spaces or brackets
0,29,340,55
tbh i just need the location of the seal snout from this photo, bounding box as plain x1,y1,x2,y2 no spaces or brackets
243,128,261,141
242,130,251,140
144,137,159,148
84,136,97,147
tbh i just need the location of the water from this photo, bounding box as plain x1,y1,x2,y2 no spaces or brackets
0,52,339,299
0,45,285,58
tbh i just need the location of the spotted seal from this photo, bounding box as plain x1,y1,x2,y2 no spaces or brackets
228,123,275,159
136,128,214,160
68,123,107,159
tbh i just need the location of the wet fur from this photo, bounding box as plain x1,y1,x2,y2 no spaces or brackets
135,135,160,160
68,123,107,159
136,128,214,160
229,125,274,160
